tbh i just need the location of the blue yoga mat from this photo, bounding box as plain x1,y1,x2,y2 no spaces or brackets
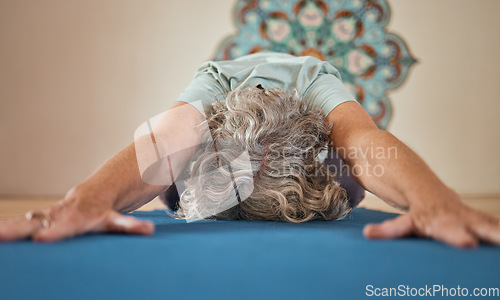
0,208,498,299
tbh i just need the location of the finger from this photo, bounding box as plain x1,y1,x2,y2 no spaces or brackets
466,213,500,245
427,217,478,248
31,220,82,243
470,223,500,245
31,212,91,242
104,212,155,236
363,214,414,240
0,217,45,242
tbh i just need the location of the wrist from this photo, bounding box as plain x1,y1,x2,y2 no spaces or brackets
406,185,461,209
65,183,117,208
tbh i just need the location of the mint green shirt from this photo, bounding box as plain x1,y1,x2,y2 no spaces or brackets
176,52,356,116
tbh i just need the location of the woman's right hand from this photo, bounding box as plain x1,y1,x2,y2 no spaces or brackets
0,187,155,243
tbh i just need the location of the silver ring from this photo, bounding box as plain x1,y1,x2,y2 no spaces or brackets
25,211,51,229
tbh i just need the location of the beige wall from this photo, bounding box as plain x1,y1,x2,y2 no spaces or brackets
0,0,499,196
388,0,500,195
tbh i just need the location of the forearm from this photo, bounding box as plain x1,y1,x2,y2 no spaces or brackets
72,143,165,213
341,129,458,209
69,101,204,213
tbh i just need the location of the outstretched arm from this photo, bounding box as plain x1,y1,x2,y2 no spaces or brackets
0,101,201,242
326,101,500,248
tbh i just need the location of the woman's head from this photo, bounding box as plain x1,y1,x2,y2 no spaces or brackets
177,85,351,222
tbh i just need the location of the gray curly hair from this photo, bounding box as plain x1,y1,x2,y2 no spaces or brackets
176,85,351,222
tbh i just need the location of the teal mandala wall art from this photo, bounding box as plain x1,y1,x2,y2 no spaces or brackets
214,0,417,129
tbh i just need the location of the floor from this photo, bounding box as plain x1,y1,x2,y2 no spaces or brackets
1,194,499,221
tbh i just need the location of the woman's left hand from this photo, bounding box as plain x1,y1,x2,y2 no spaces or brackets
363,195,500,248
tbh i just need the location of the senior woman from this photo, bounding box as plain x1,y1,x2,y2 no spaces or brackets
1,52,499,248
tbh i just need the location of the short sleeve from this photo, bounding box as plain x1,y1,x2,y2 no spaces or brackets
176,72,225,114
303,73,357,116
